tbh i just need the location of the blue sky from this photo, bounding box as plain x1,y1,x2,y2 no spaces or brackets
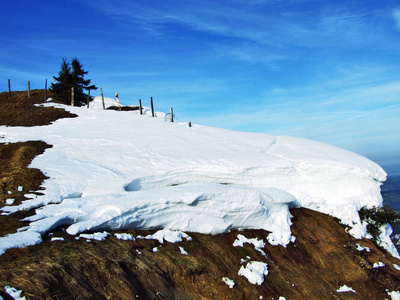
1,0,400,176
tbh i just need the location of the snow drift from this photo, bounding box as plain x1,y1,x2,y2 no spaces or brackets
0,96,387,255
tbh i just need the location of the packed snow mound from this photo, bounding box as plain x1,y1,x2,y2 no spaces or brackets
0,97,387,255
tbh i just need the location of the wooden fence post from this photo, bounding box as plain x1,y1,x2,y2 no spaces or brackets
115,93,121,110
139,99,143,115
71,87,75,106
44,79,47,100
8,79,11,99
101,88,105,110
151,97,155,117
87,89,91,109
27,81,31,98
170,107,174,122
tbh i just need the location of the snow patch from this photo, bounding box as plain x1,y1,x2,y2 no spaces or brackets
356,243,370,252
5,286,26,300
238,261,268,285
388,291,400,300
114,233,135,241
78,231,110,241
138,229,191,244
337,285,356,293
5,199,15,205
233,234,267,255
222,277,235,288
378,224,400,259
0,231,42,255
179,246,188,255
373,262,385,268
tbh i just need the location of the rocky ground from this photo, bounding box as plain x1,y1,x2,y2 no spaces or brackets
0,90,399,299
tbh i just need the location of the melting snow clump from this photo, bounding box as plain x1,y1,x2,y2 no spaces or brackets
51,237,64,242
138,229,191,244
373,262,385,268
388,291,400,300
233,234,267,255
238,261,269,285
356,244,370,252
222,277,235,288
5,199,15,205
179,246,188,255
78,231,110,241
114,233,135,241
5,286,26,300
337,285,356,293
378,224,400,259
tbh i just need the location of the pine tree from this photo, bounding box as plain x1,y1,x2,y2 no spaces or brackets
50,57,98,106
50,58,73,105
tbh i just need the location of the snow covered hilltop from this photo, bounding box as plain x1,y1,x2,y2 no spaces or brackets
0,96,387,255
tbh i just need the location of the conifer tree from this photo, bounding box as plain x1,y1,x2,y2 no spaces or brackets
50,58,73,105
50,57,97,106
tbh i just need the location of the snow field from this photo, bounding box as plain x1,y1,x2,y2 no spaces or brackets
0,97,390,257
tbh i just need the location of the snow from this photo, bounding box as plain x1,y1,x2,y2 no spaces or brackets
51,237,64,242
233,234,265,249
5,199,15,205
356,244,370,252
241,256,251,264
388,291,400,300
222,277,235,288
137,229,192,244
378,224,400,259
114,233,135,241
373,261,385,269
179,246,188,255
238,261,269,285
0,231,42,255
394,264,400,271
78,231,110,241
233,234,266,255
0,98,389,256
5,286,26,300
337,285,356,293
373,262,385,268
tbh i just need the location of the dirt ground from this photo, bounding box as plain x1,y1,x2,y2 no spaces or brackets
0,90,400,299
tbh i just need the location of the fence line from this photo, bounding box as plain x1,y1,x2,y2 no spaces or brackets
3,79,50,100
3,80,182,125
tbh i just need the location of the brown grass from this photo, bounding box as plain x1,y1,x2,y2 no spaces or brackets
0,89,77,127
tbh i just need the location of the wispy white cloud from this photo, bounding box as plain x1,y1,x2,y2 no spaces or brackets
89,0,398,62
393,8,400,31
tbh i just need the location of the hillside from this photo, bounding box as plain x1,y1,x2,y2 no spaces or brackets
0,90,399,299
